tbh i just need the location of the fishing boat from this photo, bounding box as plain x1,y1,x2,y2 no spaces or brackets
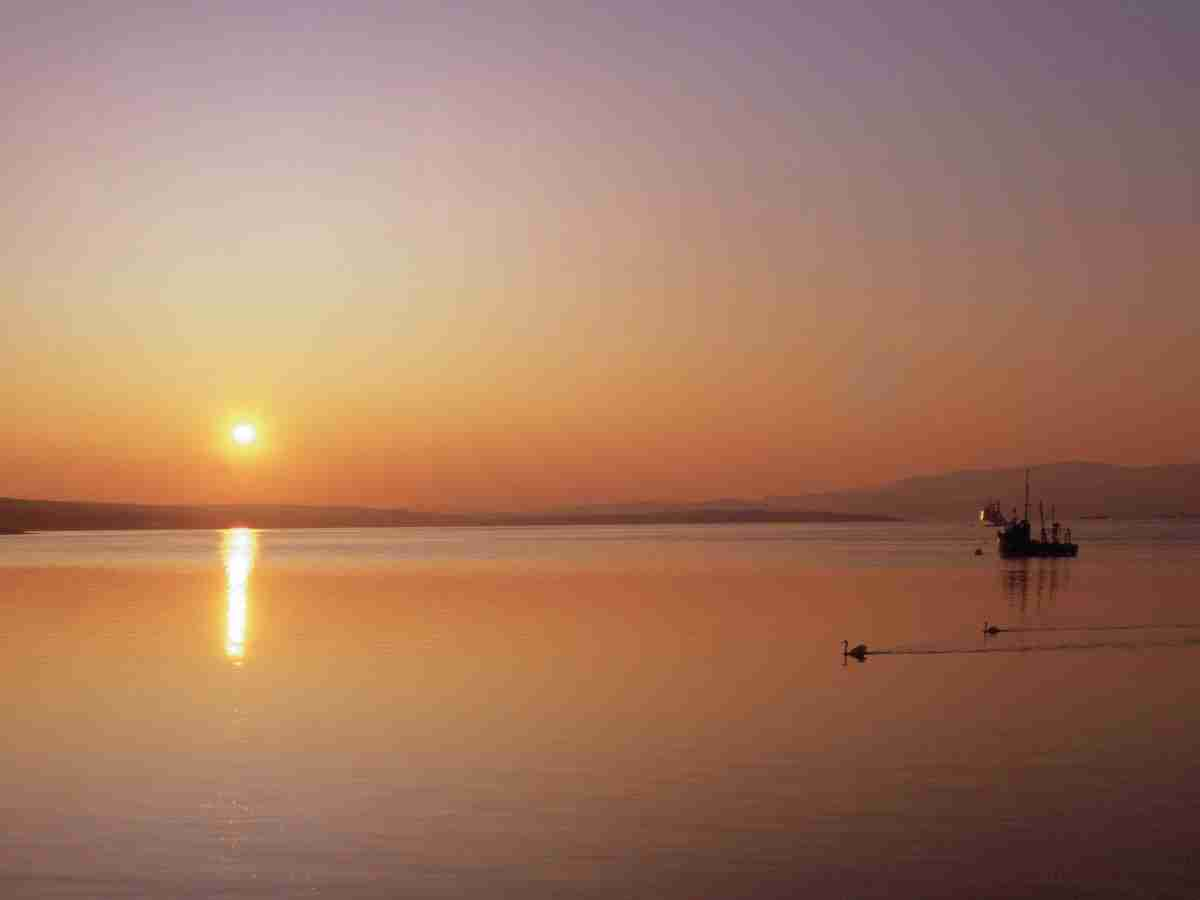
979,500,1006,526
997,469,1079,558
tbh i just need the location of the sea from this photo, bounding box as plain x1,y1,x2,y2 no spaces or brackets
2,521,1199,899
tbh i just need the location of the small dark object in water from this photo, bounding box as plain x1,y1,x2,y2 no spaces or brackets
983,621,1000,635
842,639,867,659
974,547,983,556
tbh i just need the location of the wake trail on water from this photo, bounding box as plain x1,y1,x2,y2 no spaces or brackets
868,636,1200,656
995,623,1200,633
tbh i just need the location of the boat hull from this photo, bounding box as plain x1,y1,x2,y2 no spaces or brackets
998,541,1078,559
997,519,1078,558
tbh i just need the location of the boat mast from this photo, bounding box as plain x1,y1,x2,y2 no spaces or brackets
1024,468,1030,523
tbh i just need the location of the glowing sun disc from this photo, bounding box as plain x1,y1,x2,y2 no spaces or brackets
232,423,257,445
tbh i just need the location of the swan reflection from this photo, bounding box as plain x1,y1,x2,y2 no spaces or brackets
223,528,256,662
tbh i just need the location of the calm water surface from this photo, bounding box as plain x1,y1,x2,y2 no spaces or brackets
2,522,1199,898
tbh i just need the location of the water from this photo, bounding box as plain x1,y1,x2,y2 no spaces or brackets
2,522,1199,898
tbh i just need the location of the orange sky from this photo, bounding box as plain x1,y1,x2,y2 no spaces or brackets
2,2,1197,510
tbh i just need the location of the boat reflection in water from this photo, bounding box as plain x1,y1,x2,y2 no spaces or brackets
1002,557,1069,615
222,528,256,663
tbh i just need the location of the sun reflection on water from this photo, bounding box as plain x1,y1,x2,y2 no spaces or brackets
223,528,256,663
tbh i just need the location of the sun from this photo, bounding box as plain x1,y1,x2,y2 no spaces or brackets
232,423,257,446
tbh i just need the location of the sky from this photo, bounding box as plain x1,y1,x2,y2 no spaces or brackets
2,1,1197,510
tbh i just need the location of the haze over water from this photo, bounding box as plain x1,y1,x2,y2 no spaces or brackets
3,522,1199,898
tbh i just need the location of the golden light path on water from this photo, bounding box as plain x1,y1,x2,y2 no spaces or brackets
222,528,256,662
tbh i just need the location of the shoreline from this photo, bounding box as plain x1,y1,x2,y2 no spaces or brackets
0,510,901,534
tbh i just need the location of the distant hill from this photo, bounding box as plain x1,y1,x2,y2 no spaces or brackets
4,462,1192,532
0,497,895,533
0,498,453,532
766,462,1200,521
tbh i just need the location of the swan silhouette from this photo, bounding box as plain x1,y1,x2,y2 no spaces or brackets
842,639,867,659
983,621,1000,635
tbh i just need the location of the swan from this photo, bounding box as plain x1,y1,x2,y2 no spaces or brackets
842,639,867,659
983,621,1000,635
